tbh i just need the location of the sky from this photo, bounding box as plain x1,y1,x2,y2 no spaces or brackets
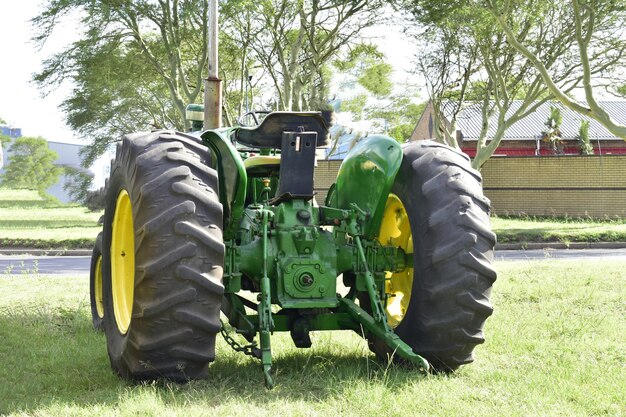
0,2,420,146
0,0,84,144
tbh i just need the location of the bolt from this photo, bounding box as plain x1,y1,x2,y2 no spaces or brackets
300,273,314,286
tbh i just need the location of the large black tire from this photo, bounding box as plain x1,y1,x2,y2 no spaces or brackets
101,130,225,381
89,232,104,331
365,140,497,372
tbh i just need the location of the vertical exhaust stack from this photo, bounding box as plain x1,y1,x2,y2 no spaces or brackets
204,0,222,129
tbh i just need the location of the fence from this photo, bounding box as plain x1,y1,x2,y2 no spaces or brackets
314,155,626,218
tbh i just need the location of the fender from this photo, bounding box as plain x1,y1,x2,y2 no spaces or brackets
334,135,403,238
201,129,247,239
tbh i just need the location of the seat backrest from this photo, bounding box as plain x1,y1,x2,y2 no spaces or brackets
234,111,332,149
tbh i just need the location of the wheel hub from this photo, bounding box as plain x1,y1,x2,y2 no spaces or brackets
378,194,414,328
111,189,135,334
94,255,104,319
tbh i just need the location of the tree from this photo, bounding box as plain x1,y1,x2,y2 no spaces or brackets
1,137,62,195
64,166,107,210
577,120,594,155
63,166,94,203
486,0,626,139
33,0,217,167
416,24,479,149
542,106,564,155
34,0,384,168
333,43,424,143
404,0,626,168
223,0,384,111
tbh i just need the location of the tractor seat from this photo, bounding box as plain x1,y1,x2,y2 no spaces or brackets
234,111,332,149
244,155,280,176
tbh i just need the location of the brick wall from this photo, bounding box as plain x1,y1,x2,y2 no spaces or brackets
314,155,626,218
481,155,626,217
314,159,342,205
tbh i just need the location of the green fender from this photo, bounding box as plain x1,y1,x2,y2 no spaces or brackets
335,135,403,238
201,129,247,239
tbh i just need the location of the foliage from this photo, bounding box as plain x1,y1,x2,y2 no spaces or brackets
34,0,385,166
334,42,393,97
487,0,626,140
0,137,62,195
341,94,369,119
340,94,425,143
357,62,393,97
63,166,107,210
222,0,384,112
333,43,424,143
0,134,12,147
368,98,426,142
577,120,594,155
542,106,564,155
33,0,218,167
63,166,93,204
404,0,626,168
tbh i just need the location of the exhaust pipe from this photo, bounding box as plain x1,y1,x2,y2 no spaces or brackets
204,0,222,129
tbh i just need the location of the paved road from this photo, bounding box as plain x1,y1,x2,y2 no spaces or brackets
1,249,626,275
0,256,90,275
494,248,626,261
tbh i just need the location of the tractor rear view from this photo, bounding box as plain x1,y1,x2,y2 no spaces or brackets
89,108,497,387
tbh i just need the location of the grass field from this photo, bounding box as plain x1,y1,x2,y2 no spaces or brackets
491,215,626,244
0,260,624,416
2,188,626,248
0,189,102,248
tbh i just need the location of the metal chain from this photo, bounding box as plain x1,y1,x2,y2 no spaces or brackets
220,319,261,359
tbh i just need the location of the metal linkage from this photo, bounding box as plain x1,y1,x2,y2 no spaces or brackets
345,203,429,374
258,208,275,388
347,203,390,330
219,319,261,359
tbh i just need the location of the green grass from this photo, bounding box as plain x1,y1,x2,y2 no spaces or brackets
1,260,624,416
3,189,626,248
492,215,626,244
0,189,102,248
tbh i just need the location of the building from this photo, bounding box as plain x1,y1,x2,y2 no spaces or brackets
410,100,626,156
0,126,22,170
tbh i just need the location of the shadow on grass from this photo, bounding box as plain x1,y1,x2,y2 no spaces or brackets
0,307,432,414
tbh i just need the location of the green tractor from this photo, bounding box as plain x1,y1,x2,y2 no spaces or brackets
89,108,496,387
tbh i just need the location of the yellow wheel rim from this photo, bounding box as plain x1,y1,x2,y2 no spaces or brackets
111,189,135,334
94,254,104,319
378,194,413,328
